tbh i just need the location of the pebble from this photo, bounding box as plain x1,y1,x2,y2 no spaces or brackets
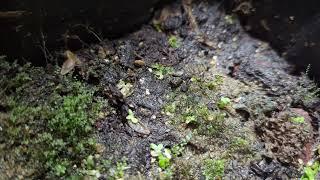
139,78,145,84
172,70,184,77
134,60,145,67
180,83,189,92
146,89,150,95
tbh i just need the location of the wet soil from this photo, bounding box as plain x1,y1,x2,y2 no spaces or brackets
87,0,320,178
1,0,320,179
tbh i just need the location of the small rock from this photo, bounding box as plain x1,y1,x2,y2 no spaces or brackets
180,83,189,92
146,89,151,95
128,121,151,135
172,70,184,77
139,78,145,84
134,60,145,67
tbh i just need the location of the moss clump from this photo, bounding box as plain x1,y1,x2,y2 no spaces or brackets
168,35,180,48
152,63,174,80
203,159,226,180
0,60,107,178
164,75,227,137
301,161,320,180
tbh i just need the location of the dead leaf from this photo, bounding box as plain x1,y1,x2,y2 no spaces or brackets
60,50,81,75
97,46,107,59
128,121,151,135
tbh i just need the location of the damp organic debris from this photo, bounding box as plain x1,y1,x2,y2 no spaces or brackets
1,0,320,179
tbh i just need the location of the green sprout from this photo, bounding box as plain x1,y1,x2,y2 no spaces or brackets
126,109,139,124
217,97,231,109
168,35,180,48
290,116,305,124
301,161,320,180
152,64,174,80
117,80,133,97
185,115,197,124
150,143,172,170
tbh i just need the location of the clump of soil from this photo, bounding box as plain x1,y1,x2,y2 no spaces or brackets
257,108,313,165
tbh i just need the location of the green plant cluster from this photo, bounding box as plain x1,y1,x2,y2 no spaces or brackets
168,35,180,48
152,63,174,80
0,60,108,178
203,159,226,180
163,75,227,137
301,161,320,180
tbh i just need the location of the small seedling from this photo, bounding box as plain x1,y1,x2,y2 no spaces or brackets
54,164,67,176
153,22,163,32
117,80,133,97
301,161,320,180
150,143,172,170
152,64,174,80
224,15,236,25
171,133,192,157
290,116,305,123
168,35,180,48
217,97,231,109
109,160,128,179
185,115,197,124
126,109,139,124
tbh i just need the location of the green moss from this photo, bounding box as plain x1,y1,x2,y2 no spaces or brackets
203,159,226,180
168,35,180,48
0,60,108,178
152,63,174,80
163,75,227,137
217,97,231,109
290,116,305,124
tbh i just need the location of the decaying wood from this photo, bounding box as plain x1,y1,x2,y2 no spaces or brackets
0,11,30,19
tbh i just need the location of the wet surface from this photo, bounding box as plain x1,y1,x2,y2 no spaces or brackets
2,0,320,179
71,0,320,178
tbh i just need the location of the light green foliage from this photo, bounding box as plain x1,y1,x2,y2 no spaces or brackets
203,159,226,180
217,97,231,109
110,161,128,179
224,15,236,25
301,161,320,180
126,109,139,123
153,22,163,32
54,164,67,176
168,35,180,48
150,143,172,170
164,102,177,115
152,63,174,80
290,116,305,124
185,115,197,124
117,79,133,97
